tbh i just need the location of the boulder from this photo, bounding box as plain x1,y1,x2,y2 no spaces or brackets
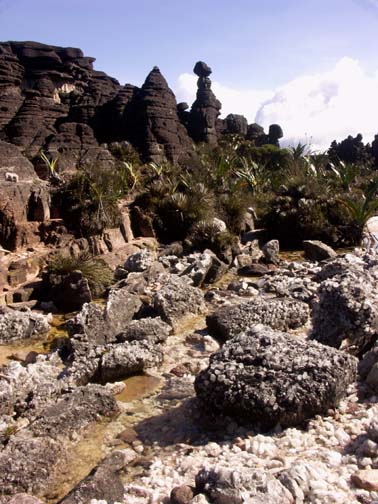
207,297,310,342
100,340,163,382
195,467,293,504
311,266,378,355
153,274,206,328
262,239,280,264
0,307,50,343
0,436,64,498
67,288,142,344
195,325,357,428
124,248,157,272
303,240,337,261
116,317,171,344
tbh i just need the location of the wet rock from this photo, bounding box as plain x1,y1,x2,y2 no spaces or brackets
58,449,136,504
67,287,142,344
116,317,171,344
153,274,206,328
100,340,163,383
303,240,337,261
124,248,157,272
262,239,280,264
0,307,50,343
30,384,119,437
195,467,293,504
171,485,195,504
207,297,310,342
311,266,378,355
195,325,357,428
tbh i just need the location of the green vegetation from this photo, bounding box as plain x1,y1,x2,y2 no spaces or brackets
47,250,113,294
54,134,378,253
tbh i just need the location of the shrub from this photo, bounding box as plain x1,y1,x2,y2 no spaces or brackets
47,251,113,295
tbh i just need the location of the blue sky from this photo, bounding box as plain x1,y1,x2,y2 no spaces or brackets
1,0,378,148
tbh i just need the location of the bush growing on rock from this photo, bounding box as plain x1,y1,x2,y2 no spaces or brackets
46,250,113,298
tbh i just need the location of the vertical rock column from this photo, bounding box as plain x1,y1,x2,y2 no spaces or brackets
188,61,221,145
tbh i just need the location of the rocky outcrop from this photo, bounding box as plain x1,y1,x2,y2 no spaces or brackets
207,297,310,342
0,41,196,173
195,325,357,428
188,61,221,145
127,67,194,163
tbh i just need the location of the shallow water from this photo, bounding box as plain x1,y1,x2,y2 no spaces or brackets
0,313,68,367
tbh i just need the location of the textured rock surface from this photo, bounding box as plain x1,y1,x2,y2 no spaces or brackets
116,317,171,344
195,325,357,428
59,449,136,504
100,340,163,382
188,61,221,145
311,263,378,355
207,297,310,341
67,287,142,344
0,307,50,343
195,467,293,504
153,274,206,328
127,66,194,163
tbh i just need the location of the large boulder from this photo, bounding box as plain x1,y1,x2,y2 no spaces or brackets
311,266,378,355
207,297,310,342
195,325,357,428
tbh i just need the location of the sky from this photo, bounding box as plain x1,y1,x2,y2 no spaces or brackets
1,0,378,149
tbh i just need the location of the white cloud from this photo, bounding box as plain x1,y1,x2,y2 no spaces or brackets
174,57,378,151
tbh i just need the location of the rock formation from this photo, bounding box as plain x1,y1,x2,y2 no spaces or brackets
188,61,222,145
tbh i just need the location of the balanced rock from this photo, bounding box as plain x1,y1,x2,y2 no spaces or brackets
195,325,357,428
188,61,221,145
